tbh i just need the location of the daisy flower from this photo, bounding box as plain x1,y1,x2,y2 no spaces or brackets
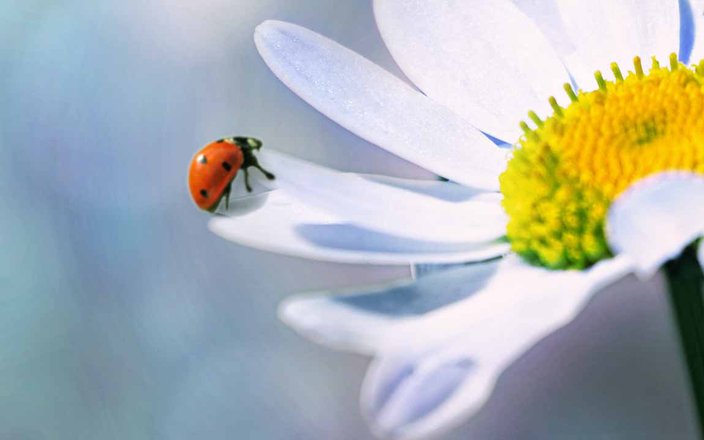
207,0,704,438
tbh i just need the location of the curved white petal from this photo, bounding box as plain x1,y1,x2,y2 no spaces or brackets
365,348,491,440
377,256,633,352
362,255,633,439
557,0,680,88
254,20,507,190
209,189,509,265
373,0,571,142
689,0,704,64
279,260,502,354
256,150,507,244
607,172,704,278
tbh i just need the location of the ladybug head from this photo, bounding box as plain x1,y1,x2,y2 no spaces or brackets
233,136,263,151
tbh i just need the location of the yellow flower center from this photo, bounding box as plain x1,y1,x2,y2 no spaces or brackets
500,54,704,270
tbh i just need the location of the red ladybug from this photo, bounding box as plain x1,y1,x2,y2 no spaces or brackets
188,136,275,212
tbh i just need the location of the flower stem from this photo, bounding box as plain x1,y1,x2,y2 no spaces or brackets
664,245,704,437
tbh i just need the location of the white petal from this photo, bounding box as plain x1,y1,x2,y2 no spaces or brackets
362,255,632,439
279,260,502,354
699,241,704,271
511,0,575,59
373,0,571,142
509,0,593,86
209,190,508,266
365,348,492,440
607,172,704,278
557,0,680,88
688,0,704,64
377,256,633,352
254,20,507,190
256,150,507,244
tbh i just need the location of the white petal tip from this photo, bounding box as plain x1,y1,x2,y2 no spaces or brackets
278,295,332,343
362,354,495,440
277,295,310,328
254,19,282,33
278,294,386,354
278,296,348,350
253,20,284,50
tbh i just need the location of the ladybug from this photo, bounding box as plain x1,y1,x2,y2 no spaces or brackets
188,136,275,212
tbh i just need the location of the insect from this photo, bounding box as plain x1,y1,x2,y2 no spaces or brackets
188,136,275,212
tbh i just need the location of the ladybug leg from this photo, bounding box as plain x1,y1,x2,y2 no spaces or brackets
242,149,276,186
254,163,276,180
246,153,276,180
223,182,232,210
243,168,253,192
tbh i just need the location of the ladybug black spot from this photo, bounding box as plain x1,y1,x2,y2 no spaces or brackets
222,161,232,171
200,189,208,198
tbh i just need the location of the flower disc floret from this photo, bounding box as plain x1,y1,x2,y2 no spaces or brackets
501,55,704,270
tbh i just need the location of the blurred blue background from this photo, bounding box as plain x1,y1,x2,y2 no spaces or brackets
0,1,698,439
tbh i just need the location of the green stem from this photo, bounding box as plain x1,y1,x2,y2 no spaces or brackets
664,246,704,438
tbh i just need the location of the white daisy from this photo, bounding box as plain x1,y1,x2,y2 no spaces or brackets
208,1,704,438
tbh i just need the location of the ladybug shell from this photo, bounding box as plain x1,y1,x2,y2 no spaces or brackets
188,140,244,211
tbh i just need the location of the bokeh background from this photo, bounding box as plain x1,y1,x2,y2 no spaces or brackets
0,1,699,438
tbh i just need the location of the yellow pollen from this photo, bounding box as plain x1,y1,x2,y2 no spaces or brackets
500,55,704,270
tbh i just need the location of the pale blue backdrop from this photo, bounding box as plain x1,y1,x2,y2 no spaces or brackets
0,1,697,439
